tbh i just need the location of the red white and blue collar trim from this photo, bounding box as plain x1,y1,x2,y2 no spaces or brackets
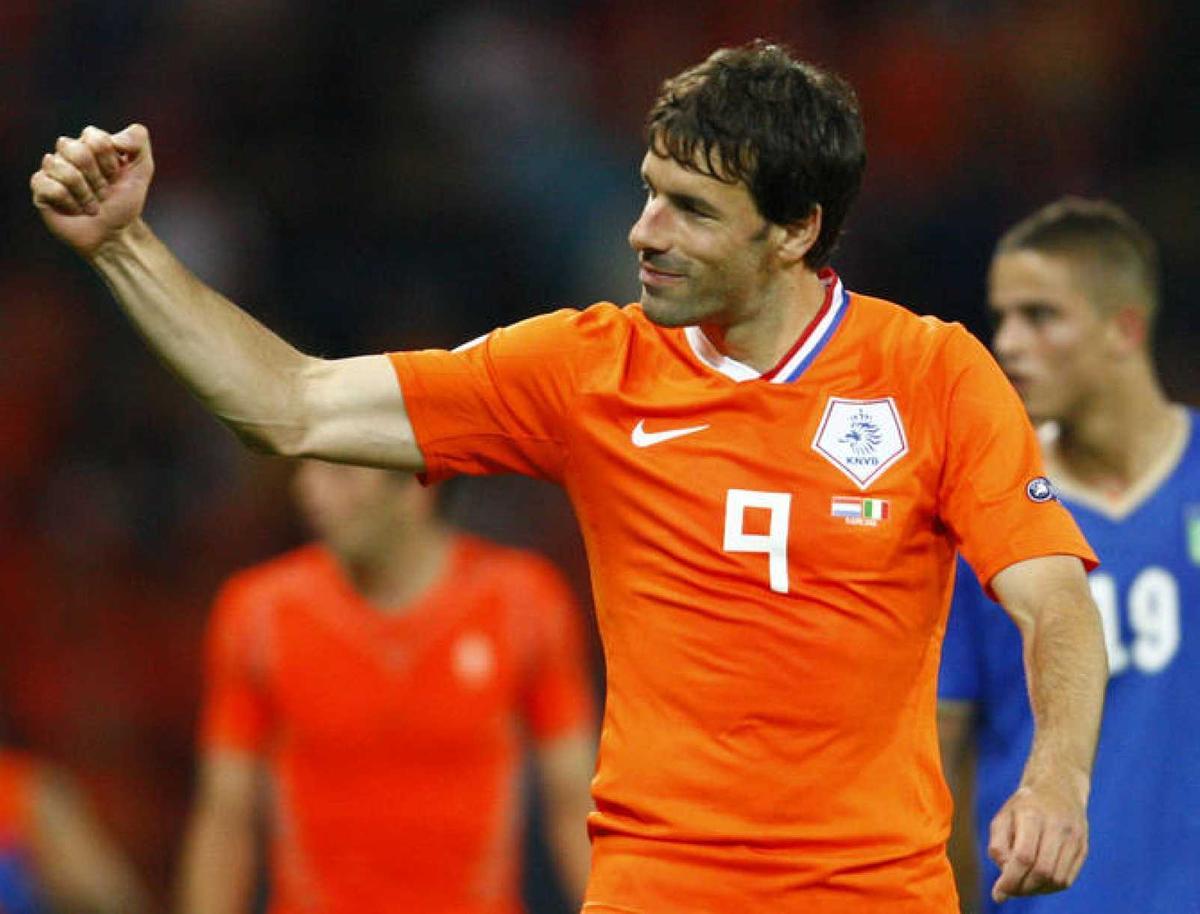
684,269,850,384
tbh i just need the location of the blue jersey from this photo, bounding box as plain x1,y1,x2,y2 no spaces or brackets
940,408,1200,914
0,846,40,914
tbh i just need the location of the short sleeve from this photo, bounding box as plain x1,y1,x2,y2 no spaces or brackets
388,304,623,484
510,558,595,743
936,326,1097,594
198,577,274,755
938,556,988,702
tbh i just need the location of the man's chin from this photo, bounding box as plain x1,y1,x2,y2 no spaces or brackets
1021,397,1058,426
1007,382,1052,423
640,289,705,328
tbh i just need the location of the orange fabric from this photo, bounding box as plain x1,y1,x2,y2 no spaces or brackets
199,536,592,914
389,290,1096,913
0,752,37,849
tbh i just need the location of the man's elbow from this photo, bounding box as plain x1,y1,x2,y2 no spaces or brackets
219,415,306,458
212,356,322,458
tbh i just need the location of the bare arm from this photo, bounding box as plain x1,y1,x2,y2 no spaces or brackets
177,753,263,914
986,554,1107,904
534,730,595,905
938,700,981,914
30,125,422,468
30,766,150,914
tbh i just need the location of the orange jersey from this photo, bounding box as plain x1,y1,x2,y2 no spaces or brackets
0,752,36,848
200,535,593,914
389,272,1096,913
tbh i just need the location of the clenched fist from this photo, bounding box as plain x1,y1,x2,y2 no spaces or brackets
30,124,154,258
988,778,1089,903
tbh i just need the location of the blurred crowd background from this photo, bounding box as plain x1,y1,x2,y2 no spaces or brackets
1,0,1197,910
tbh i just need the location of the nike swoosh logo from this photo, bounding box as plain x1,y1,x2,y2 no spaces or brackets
631,419,711,448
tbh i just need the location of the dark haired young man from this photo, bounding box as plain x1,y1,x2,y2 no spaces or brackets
32,42,1105,912
939,198,1199,913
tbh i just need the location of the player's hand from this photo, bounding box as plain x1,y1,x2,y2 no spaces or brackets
987,778,1088,904
30,124,154,258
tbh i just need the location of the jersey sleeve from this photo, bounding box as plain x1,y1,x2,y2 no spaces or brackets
938,557,988,702
198,576,274,755
936,325,1097,594
509,557,595,744
388,305,620,484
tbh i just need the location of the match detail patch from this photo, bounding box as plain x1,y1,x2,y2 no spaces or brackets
831,496,890,526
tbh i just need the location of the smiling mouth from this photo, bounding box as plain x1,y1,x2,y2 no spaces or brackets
639,262,686,285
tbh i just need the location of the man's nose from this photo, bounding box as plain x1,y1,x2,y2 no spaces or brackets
991,316,1027,364
628,197,668,253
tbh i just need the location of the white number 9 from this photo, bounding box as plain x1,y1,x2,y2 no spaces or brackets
724,489,792,594
1128,567,1180,674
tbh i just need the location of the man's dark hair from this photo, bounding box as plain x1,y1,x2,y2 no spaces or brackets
996,197,1161,319
645,40,866,268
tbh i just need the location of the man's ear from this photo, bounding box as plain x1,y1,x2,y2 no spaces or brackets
775,205,822,266
1109,305,1149,354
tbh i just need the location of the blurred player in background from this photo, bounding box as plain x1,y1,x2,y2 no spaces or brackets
177,461,595,914
0,746,148,914
939,198,1199,912
33,41,1107,912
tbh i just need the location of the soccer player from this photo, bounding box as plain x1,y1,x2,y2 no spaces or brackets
178,461,596,914
939,198,1200,912
0,747,148,914
32,42,1107,911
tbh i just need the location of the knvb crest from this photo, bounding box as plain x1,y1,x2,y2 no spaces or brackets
812,397,909,489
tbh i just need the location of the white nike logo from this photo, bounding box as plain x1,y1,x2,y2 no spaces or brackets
631,419,711,448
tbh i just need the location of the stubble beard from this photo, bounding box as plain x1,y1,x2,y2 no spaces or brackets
640,282,724,329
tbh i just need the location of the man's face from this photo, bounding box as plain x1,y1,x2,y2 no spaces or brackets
989,249,1113,424
291,461,423,561
628,150,777,327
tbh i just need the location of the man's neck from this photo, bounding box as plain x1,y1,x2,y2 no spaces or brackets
699,268,826,373
1047,364,1182,499
338,523,455,615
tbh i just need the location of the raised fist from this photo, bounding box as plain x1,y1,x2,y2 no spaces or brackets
30,124,155,258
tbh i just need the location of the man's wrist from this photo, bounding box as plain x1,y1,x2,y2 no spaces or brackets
1019,761,1091,805
90,218,151,268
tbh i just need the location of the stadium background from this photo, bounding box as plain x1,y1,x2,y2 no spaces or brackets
0,1,1196,910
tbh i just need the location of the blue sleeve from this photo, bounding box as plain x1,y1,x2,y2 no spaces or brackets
938,555,987,701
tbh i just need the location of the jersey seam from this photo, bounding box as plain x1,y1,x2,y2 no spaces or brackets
931,324,968,514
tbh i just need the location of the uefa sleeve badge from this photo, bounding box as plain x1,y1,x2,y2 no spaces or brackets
1025,476,1059,503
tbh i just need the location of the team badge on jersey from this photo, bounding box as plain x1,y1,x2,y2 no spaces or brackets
812,397,908,489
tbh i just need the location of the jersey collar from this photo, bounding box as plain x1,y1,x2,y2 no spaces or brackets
684,269,850,384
